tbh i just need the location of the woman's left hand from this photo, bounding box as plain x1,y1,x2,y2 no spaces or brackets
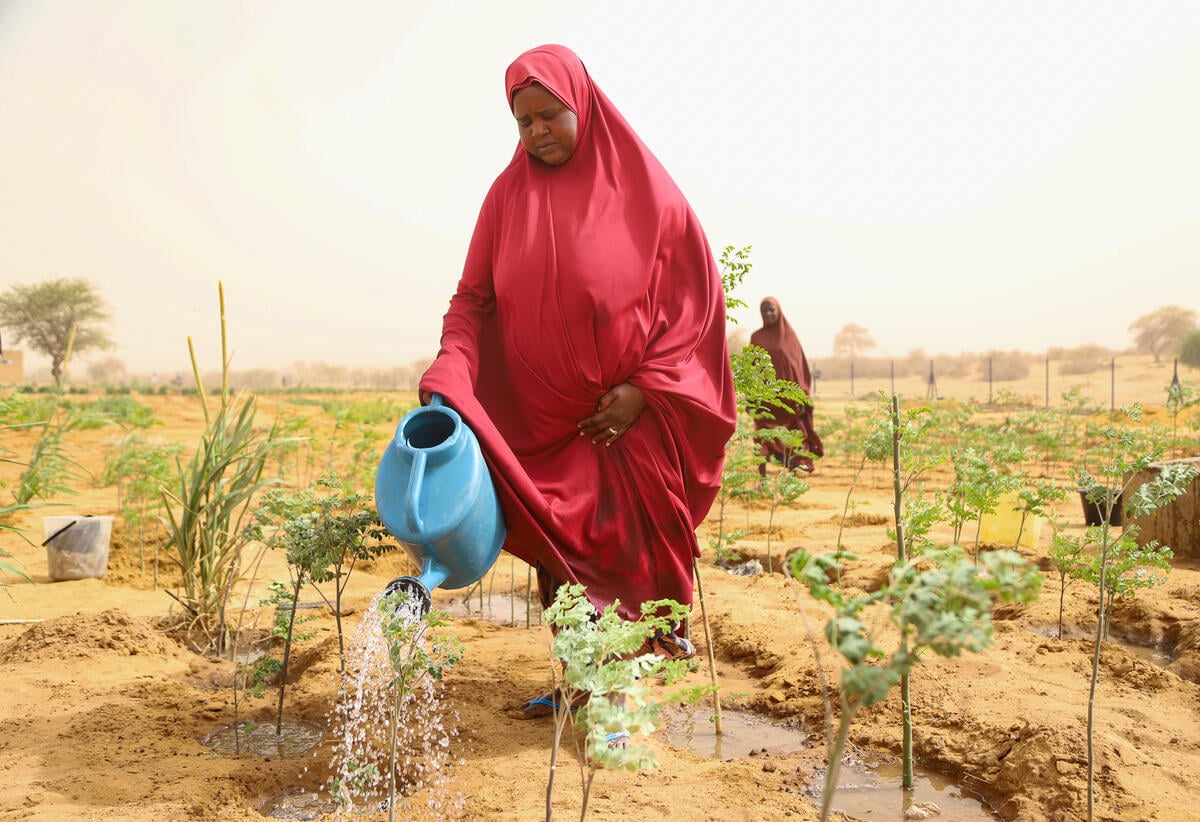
579,382,646,446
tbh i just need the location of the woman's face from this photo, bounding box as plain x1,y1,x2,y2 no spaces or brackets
512,83,578,166
760,301,780,326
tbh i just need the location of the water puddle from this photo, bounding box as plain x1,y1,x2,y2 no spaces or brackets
1025,625,1175,668
202,718,325,758
661,707,808,759
818,758,999,820
233,648,266,665
1114,638,1172,667
260,787,337,820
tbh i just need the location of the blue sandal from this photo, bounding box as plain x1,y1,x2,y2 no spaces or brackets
510,689,585,720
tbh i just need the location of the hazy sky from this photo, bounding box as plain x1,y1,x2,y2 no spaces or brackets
2,1,1198,375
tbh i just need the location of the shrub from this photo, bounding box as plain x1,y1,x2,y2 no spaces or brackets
979,350,1032,381
1180,330,1200,370
1052,344,1114,376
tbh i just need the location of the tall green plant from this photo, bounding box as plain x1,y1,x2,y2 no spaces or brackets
759,466,809,574
103,434,179,582
160,283,286,649
861,396,945,556
731,343,811,425
718,244,752,317
161,392,281,645
541,584,697,822
266,412,316,486
1013,482,1066,548
1164,376,1196,460
86,395,160,429
319,398,404,480
11,400,102,505
1048,527,1089,639
707,419,756,566
791,547,1041,821
1080,526,1173,640
0,423,34,587
726,341,812,566
252,475,389,672
945,446,1023,560
1071,404,1198,821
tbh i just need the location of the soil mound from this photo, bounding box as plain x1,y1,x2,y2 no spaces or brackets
0,608,175,662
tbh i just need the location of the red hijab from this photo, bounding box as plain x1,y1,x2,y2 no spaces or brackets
420,45,736,618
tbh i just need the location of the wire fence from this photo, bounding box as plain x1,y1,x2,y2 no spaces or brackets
810,354,1195,411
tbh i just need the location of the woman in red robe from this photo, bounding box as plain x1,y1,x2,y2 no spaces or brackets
418,45,736,711
749,297,823,473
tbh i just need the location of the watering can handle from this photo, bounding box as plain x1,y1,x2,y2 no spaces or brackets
405,439,427,535
403,393,444,533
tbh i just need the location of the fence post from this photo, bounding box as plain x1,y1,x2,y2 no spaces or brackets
926,360,938,400
890,360,895,397
988,357,993,405
1045,356,1050,409
1110,358,1116,411
850,359,855,399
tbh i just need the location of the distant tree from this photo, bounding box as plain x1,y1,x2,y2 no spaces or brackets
86,356,127,384
0,278,113,387
832,323,876,358
1180,330,1200,371
1128,306,1197,363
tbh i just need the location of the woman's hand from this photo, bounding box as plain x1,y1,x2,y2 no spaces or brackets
579,383,646,446
419,390,433,406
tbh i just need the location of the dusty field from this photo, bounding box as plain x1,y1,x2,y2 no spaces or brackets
1,378,1198,821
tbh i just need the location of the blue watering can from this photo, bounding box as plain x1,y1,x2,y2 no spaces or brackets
375,394,506,615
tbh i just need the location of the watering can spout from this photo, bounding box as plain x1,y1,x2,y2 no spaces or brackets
383,576,432,618
375,393,505,606
383,556,451,618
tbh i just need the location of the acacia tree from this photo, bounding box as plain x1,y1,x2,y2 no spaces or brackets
1128,305,1196,363
832,323,875,358
1180,330,1200,370
0,278,113,386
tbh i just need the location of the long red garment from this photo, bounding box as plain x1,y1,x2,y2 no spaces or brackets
419,45,736,620
749,297,823,471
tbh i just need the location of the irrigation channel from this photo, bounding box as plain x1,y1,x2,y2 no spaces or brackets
662,706,1000,820
422,574,1009,820
205,578,1006,821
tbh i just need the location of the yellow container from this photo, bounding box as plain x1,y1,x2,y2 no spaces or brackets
977,491,1042,549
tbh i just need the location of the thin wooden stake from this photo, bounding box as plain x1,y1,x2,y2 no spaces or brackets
891,395,913,791
693,557,723,735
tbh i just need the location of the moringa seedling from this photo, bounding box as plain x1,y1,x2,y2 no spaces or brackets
541,584,702,822
1068,404,1198,821
791,546,1041,821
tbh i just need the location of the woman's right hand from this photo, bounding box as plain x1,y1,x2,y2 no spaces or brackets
419,390,433,406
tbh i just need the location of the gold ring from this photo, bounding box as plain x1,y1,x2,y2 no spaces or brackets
608,427,619,436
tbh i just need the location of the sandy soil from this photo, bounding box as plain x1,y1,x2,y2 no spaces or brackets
2,379,1198,822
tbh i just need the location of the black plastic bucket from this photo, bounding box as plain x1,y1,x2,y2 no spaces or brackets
1079,489,1124,527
